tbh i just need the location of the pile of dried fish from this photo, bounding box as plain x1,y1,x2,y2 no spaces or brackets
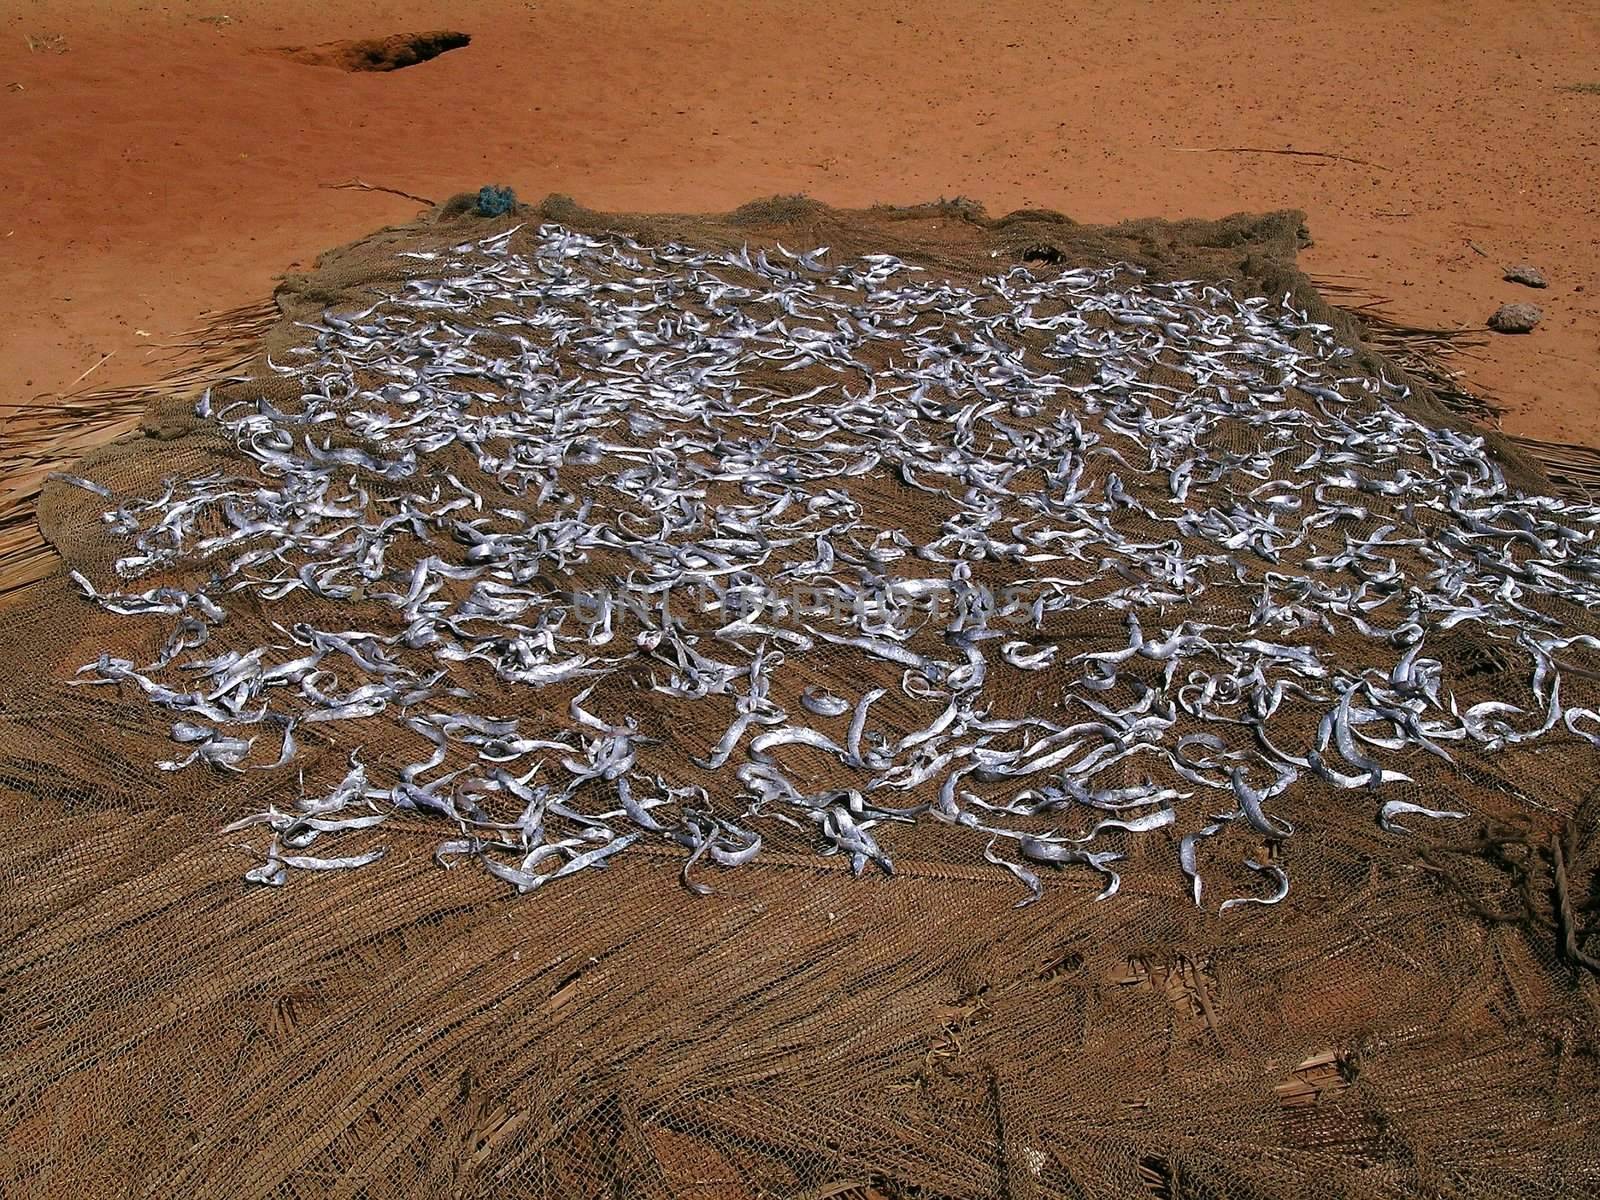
58,221,1600,909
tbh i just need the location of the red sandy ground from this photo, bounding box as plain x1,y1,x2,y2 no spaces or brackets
1,1,1596,441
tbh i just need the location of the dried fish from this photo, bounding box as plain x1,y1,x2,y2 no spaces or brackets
1376,799,1468,834
1219,858,1291,913
61,220,1600,908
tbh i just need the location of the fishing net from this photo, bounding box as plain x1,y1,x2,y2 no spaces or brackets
2,195,1597,1199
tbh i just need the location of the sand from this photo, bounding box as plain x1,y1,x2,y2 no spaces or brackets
1,0,1596,441
6,197,1598,1199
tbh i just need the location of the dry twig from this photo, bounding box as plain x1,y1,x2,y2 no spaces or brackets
323,178,437,207
1174,145,1390,171
68,351,115,388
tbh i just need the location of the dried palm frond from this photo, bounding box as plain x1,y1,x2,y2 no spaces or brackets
1506,434,1600,502
0,299,276,600
1313,277,1497,423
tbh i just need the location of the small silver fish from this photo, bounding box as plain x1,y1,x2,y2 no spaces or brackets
1219,858,1290,913
1377,799,1467,834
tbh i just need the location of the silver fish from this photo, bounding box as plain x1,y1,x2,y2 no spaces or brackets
1219,858,1290,913
1377,799,1468,834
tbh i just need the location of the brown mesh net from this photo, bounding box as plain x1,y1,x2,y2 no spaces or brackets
1,196,1597,1199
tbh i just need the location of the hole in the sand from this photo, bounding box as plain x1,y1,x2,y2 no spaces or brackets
274,31,471,73
1021,243,1065,266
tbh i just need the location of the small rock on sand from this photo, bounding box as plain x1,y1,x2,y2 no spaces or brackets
1487,302,1542,334
1503,263,1548,288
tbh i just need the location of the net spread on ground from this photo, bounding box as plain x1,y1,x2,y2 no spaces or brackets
58,220,1600,910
